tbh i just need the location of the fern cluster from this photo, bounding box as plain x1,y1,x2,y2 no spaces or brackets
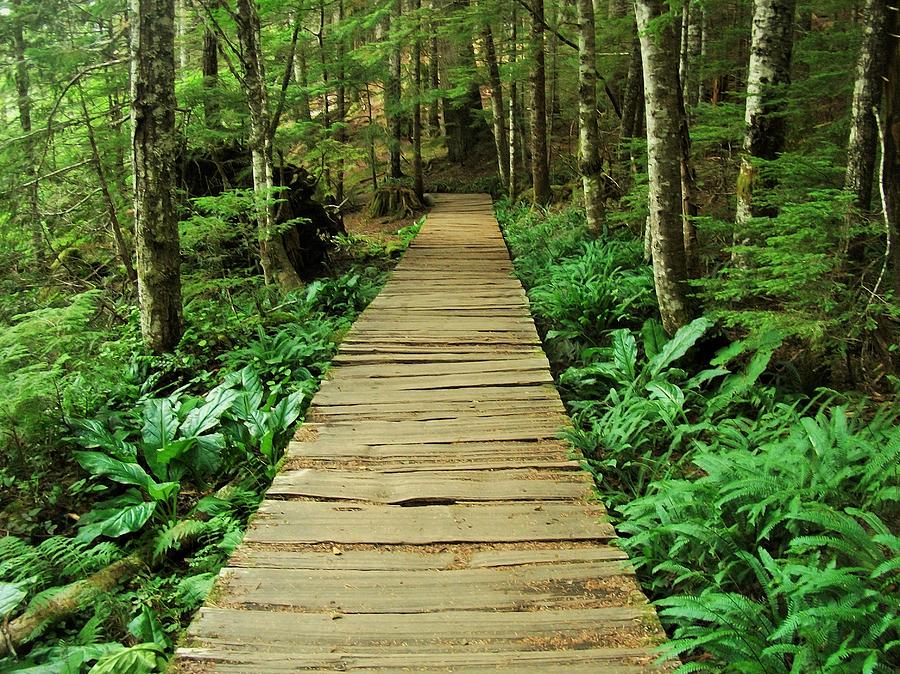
498,203,900,673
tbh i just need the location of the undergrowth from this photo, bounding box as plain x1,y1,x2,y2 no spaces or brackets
0,219,420,672
497,200,899,674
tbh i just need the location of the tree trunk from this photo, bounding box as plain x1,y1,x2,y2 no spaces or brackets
620,32,644,141
683,0,702,109
577,0,603,230
734,0,797,248
235,0,302,289
335,0,347,203
634,0,694,335
202,27,220,128
509,8,519,199
78,87,137,284
428,7,441,137
131,0,183,353
883,4,900,294
846,0,888,211
529,0,551,204
413,0,425,199
483,25,509,189
11,0,44,264
387,0,403,178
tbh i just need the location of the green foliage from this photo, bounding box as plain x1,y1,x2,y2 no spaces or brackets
500,201,899,672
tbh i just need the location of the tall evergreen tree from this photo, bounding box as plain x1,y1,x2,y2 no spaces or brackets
130,0,183,353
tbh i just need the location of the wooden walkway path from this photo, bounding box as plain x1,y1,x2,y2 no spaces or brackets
174,194,667,673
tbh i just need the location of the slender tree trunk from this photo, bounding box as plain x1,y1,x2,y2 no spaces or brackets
684,0,702,109
201,27,220,127
620,32,644,141
883,4,900,294
387,0,403,178
175,0,189,70
577,0,603,230
509,8,519,199
634,0,693,334
413,0,425,199
235,0,302,289
366,82,379,191
131,0,183,353
12,0,44,264
335,0,347,203
530,0,551,204
846,0,888,211
734,0,797,253
483,25,510,189
428,7,441,136
78,87,137,284
696,4,706,105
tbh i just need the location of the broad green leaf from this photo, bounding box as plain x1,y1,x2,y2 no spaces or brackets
259,428,276,461
640,319,667,359
230,367,265,421
141,399,178,450
646,381,686,409
0,581,28,619
74,452,153,491
647,317,713,377
88,643,167,674
610,329,637,382
76,502,156,543
127,606,170,650
268,390,305,433
74,420,138,461
180,388,239,437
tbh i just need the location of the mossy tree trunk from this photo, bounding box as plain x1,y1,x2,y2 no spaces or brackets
577,0,603,231
846,0,888,211
734,0,797,258
130,0,183,353
529,0,551,204
634,0,694,335
483,24,509,191
235,0,302,290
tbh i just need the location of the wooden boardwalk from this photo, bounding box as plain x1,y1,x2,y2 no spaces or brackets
174,194,667,673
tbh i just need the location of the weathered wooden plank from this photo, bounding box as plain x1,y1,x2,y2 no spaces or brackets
286,439,574,463
215,561,639,613
317,371,552,396
329,357,548,379
304,418,565,445
173,648,661,673
244,501,614,545
183,607,657,653
267,467,589,503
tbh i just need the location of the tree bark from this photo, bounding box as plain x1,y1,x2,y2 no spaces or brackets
413,0,425,199
883,4,900,294
509,8,520,199
846,0,888,211
202,27,220,128
11,0,44,264
335,0,347,203
235,0,302,289
683,0,702,109
620,32,644,141
131,0,183,353
483,25,510,190
387,0,403,178
529,0,551,204
734,0,797,244
428,7,441,136
634,0,694,335
577,0,603,231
